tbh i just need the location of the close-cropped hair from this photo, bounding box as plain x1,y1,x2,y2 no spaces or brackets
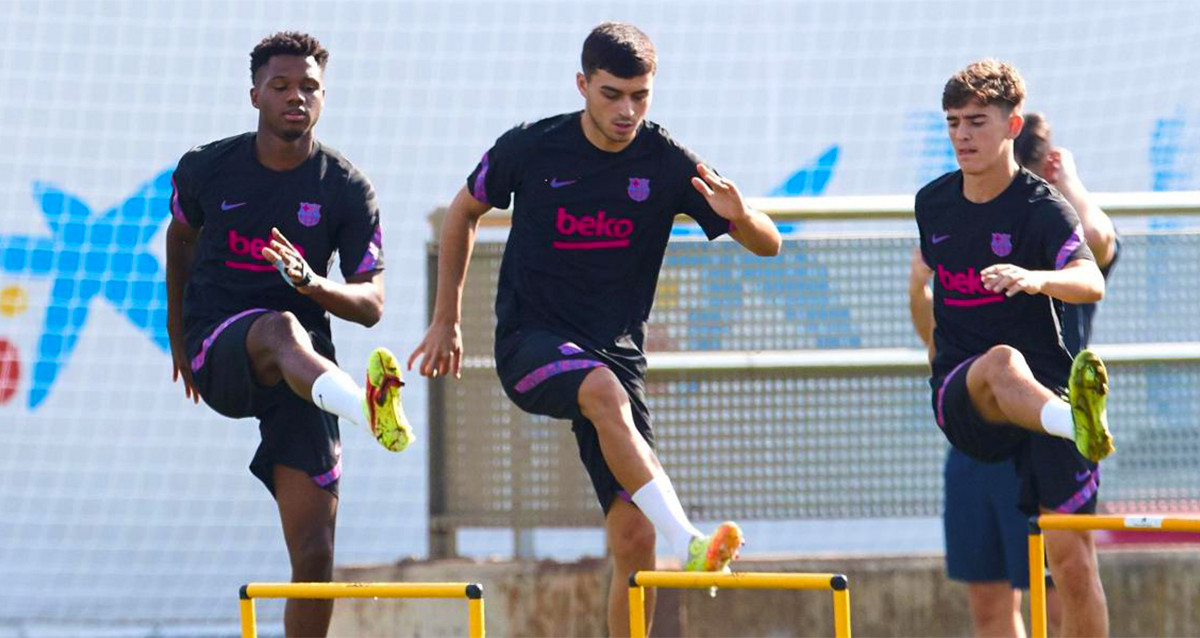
1015,112,1051,171
942,58,1026,112
250,31,329,82
581,22,657,78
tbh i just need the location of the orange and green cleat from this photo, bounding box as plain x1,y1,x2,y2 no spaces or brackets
684,521,744,572
364,347,414,452
1068,349,1114,462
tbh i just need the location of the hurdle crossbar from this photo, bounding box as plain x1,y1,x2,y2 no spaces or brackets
1028,513,1200,638
627,571,851,638
238,582,485,638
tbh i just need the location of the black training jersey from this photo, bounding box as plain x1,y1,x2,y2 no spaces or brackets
467,111,731,372
171,133,384,338
916,169,1094,388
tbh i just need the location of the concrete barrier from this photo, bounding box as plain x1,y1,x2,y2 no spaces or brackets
331,548,1200,637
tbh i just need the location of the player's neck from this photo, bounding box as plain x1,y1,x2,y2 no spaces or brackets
961,154,1020,204
254,131,315,172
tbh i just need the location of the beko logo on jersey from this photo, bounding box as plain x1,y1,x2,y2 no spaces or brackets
937,264,1004,307
226,230,306,272
553,207,634,249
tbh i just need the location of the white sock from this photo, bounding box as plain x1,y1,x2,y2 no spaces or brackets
311,368,366,427
1040,399,1075,440
630,475,704,561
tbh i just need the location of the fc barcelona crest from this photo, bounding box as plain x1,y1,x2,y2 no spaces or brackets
991,233,1012,257
298,202,322,227
628,178,651,202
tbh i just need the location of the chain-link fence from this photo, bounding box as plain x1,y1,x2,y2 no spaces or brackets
428,198,1200,556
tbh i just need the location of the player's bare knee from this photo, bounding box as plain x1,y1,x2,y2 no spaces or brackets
1047,535,1099,595
578,367,627,422
967,601,1010,631
1050,561,1101,603
982,344,1023,367
265,310,304,337
610,515,656,563
980,345,1030,381
288,533,335,580
255,311,311,350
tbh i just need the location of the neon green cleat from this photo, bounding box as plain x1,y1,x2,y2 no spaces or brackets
684,521,744,572
1068,349,1114,462
364,347,414,452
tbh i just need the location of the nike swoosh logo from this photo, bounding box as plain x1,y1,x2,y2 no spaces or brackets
1075,470,1092,482
221,200,247,211
549,178,577,188
931,234,950,244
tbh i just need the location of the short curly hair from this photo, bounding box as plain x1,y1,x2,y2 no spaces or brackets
581,22,657,78
250,31,329,82
942,59,1025,112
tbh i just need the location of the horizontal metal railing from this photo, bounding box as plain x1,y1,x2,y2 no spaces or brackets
428,191,1200,235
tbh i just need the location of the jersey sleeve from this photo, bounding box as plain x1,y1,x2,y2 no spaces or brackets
170,152,205,228
672,145,731,240
465,124,527,210
1035,198,1094,270
337,170,385,278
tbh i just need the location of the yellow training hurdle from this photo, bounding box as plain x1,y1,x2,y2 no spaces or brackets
1028,513,1200,638
238,582,485,638
627,571,852,638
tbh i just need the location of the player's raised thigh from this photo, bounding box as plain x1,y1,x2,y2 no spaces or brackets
245,310,315,384
966,345,1029,422
578,366,632,423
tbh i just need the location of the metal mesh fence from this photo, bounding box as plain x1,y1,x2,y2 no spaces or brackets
449,232,1200,357
429,228,1200,538
432,358,1200,530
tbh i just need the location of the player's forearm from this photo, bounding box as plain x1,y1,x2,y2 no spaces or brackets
730,209,782,256
303,278,383,327
906,249,935,348
165,225,196,331
431,195,484,325
907,281,934,348
1039,261,1105,304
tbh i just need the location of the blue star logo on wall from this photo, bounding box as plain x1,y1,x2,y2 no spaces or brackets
1151,107,1196,192
768,144,840,196
0,169,173,408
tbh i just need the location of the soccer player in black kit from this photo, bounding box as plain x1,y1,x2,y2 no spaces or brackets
912,110,1121,637
408,23,781,636
165,33,411,636
914,59,1113,637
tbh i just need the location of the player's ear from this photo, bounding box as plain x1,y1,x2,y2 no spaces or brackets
576,72,588,100
250,86,259,109
1007,109,1024,140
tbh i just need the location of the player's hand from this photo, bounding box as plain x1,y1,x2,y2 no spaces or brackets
1042,147,1079,188
262,227,318,293
167,320,200,404
690,164,749,223
981,264,1046,297
407,320,463,379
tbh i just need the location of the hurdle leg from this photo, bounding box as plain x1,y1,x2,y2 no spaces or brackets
468,597,485,637
239,596,257,638
1028,517,1048,638
833,589,851,638
628,579,647,638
